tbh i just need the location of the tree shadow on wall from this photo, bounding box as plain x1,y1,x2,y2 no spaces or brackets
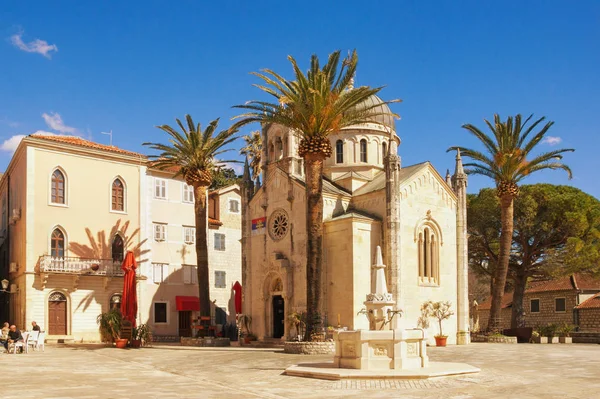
68,219,150,313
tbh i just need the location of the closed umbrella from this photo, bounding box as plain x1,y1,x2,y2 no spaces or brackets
233,281,242,315
120,251,137,328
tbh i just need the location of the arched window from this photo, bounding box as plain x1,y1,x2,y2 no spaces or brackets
51,228,65,258
112,179,125,211
360,139,368,162
51,169,65,204
382,142,388,161
418,227,440,285
112,235,124,263
336,140,344,164
110,294,122,310
275,137,283,160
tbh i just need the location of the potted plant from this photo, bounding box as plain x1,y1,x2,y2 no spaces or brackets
547,323,559,344
131,324,150,348
421,300,454,347
97,308,127,348
533,325,549,344
558,322,574,344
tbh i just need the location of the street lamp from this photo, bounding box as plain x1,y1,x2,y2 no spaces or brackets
1,279,8,292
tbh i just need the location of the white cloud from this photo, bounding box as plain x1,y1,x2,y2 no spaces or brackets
222,161,244,175
0,135,26,153
31,130,56,136
42,112,77,134
542,136,562,146
10,32,58,59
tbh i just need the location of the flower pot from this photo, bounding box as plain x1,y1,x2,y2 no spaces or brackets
559,337,572,344
435,336,447,347
131,339,142,348
244,337,251,344
548,336,559,344
115,338,128,349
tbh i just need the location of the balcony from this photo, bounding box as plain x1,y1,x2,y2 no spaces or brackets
38,256,125,277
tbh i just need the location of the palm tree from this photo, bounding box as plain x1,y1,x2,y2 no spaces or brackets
144,115,238,318
233,50,399,340
449,114,574,331
240,130,262,180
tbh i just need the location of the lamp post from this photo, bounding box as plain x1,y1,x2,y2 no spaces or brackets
0,279,10,323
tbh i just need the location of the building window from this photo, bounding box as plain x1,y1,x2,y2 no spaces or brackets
183,184,194,203
183,265,198,284
229,199,240,214
530,299,540,313
216,307,227,325
154,223,166,241
215,271,226,288
154,178,167,199
51,228,65,258
110,294,122,310
555,298,566,313
382,141,387,161
214,233,226,251
111,179,125,211
112,235,124,263
152,263,169,283
51,169,66,204
360,139,368,162
418,227,440,285
153,302,168,324
183,227,195,244
335,140,343,164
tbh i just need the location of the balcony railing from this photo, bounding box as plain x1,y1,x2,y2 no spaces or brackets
38,255,125,277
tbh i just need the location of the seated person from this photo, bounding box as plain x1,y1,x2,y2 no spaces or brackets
0,322,8,345
4,325,23,352
31,321,41,332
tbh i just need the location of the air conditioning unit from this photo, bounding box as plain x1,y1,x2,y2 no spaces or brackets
9,262,17,273
10,208,21,224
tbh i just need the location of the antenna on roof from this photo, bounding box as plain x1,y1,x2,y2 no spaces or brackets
100,130,113,146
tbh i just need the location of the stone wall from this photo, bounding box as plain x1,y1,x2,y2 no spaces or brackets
180,337,230,347
577,309,600,332
477,309,512,331
284,341,335,355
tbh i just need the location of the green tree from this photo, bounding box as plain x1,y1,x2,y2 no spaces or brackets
210,167,240,190
233,50,399,340
240,130,262,180
449,114,574,331
144,116,238,318
468,184,600,328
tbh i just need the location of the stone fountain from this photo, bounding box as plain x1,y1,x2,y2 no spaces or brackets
284,245,480,380
333,246,428,370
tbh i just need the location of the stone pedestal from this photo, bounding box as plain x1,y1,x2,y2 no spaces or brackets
333,328,428,370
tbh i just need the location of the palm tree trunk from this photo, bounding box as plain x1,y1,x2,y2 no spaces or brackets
488,195,514,331
510,272,528,329
194,185,211,318
303,152,325,341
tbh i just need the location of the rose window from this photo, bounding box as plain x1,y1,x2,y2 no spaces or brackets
269,209,289,241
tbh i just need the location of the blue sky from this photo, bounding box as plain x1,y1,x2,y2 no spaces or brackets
1,1,598,198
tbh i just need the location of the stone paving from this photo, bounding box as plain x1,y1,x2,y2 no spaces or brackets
1,342,599,398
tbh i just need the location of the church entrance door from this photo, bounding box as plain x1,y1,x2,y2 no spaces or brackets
272,295,284,338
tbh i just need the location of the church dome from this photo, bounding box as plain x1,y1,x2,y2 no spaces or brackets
348,94,395,131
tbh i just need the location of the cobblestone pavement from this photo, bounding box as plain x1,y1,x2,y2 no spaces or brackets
1,343,599,398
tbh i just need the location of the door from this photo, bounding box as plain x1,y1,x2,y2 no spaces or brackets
48,292,67,335
272,295,285,338
178,311,192,337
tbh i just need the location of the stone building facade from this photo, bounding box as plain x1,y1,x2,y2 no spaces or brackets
241,94,470,345
576,293,600,332
477,274,600,331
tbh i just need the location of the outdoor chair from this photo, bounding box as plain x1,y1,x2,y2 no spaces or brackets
26,331,39,351
120,320,133,344
34,332,46,352
9,332,29,354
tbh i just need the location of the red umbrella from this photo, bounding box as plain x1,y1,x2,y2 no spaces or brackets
120,251,137,328
233,281,242,314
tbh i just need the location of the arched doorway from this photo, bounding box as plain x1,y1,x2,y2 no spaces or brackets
112,235,124,263
110,294,122,310
48,292,67,335
272,295,285,338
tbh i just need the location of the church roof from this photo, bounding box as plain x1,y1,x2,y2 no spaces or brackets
333,171,373,183
353,162,429,196
291,174,351,197
330,208,381,222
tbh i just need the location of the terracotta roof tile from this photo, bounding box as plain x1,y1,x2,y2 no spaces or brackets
477,292,513,311
575,292,600,309
572,273,600,291
31,134,144,157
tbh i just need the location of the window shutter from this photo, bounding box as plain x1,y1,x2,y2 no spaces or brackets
162,264,169,282
153,264,162,283
183,266,191,284
192,267,198,284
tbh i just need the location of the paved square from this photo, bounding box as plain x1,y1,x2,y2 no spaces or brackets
1,343,598,398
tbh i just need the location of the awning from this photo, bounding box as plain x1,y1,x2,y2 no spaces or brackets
176,296,200,311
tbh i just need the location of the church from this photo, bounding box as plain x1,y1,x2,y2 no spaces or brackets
240,94,470,345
